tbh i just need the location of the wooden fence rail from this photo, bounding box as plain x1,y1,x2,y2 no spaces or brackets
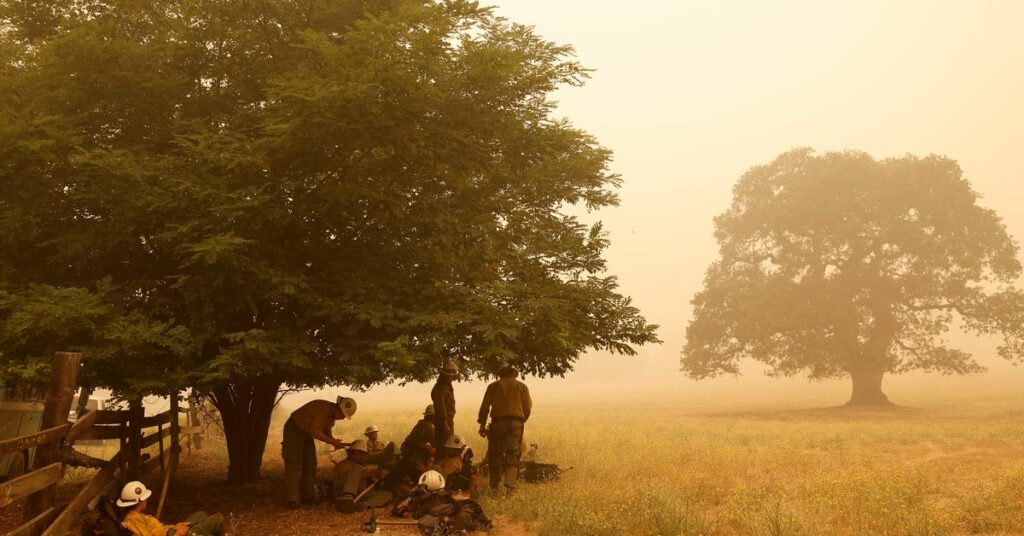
0,425,71,460
1,353,205,536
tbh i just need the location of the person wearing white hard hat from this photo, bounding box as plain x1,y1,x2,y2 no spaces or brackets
431,361,459,450
281,396,357,507
363,424,386,454
431,434,476,493
117,481,224,536
332,439,392,513
410,470,493,532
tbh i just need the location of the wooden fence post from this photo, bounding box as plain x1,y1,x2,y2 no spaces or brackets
188,402,202,450
169,393,181,468
127,399,143,480
23,351,81,522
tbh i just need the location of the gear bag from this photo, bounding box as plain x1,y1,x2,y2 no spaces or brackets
521,461,568,483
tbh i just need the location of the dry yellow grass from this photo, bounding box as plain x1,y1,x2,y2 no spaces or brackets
457,403,1024,536
42,395,1022,535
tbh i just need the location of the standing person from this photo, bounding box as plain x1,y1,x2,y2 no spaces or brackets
477,363,532,496
431,362,459,449
282,396,357,507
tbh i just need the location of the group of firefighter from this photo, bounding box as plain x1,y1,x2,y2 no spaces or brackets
281,361,532,532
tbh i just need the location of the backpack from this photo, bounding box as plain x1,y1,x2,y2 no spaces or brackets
521,461,568,483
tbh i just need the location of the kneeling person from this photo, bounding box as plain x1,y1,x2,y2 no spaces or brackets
117,481,224,536
384,404,436,496
432,435,476,493
334,439,392,513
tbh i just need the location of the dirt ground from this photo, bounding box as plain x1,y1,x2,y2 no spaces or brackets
0,447,529,536
157,450,531,536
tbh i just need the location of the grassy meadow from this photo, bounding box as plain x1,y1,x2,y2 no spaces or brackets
458,403,1024,536
68,380,1021,535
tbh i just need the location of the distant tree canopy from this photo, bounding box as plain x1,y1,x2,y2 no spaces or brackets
683,149,1024,406
0,0,658,482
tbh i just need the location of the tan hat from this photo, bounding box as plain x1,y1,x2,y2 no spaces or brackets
424,404,435,417
440,361,459,376
336,396,357,418
498,361,519,377
348,439,369,453
364,425,380,435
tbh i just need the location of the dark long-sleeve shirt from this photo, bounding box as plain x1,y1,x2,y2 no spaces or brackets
431,380,456,425
401,418,435,453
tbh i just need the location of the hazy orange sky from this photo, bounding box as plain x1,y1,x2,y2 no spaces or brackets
296,0,1024,411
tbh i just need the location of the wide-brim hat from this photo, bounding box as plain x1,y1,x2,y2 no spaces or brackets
440,361,459,376
498,361,519,377
364,425,380,435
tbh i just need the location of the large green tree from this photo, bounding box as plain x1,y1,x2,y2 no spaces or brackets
683,149,1024,406
0,0,658,482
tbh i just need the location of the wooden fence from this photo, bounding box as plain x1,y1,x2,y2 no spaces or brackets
0,353,203,536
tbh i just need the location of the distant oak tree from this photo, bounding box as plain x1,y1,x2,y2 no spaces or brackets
0,0,658,482
682,149,1024,406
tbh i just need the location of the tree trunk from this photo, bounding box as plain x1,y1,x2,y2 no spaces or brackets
846,368,893,407
210,377,281,484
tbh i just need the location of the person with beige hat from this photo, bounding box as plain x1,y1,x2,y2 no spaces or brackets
431,361,460,449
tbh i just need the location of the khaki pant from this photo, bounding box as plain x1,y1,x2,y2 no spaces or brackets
334,463,392,512
281,418,317,504
168,511,224,536
486,418,524,491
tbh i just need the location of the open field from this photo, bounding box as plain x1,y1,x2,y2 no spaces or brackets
6,395,1021,535
181,396,1024,535
470,403,1024,536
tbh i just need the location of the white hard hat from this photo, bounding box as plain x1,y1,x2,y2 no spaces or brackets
364,425,380,435
423,404,435,417
348,439,369,453
444,434,467,450
336,396,357,418
116,481,152,507
419,470,446,492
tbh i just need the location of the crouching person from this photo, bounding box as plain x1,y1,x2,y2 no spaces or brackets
412,470,492,533
431,435,476,494
117,481,224,536
334,439,392,513
384,404,436,498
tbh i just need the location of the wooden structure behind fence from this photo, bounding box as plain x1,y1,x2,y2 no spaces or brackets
0,353,203,536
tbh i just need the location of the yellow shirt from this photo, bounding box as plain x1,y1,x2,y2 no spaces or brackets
122,510,168,536
290,399,339,441
367,438,387,454
432,456,463,478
